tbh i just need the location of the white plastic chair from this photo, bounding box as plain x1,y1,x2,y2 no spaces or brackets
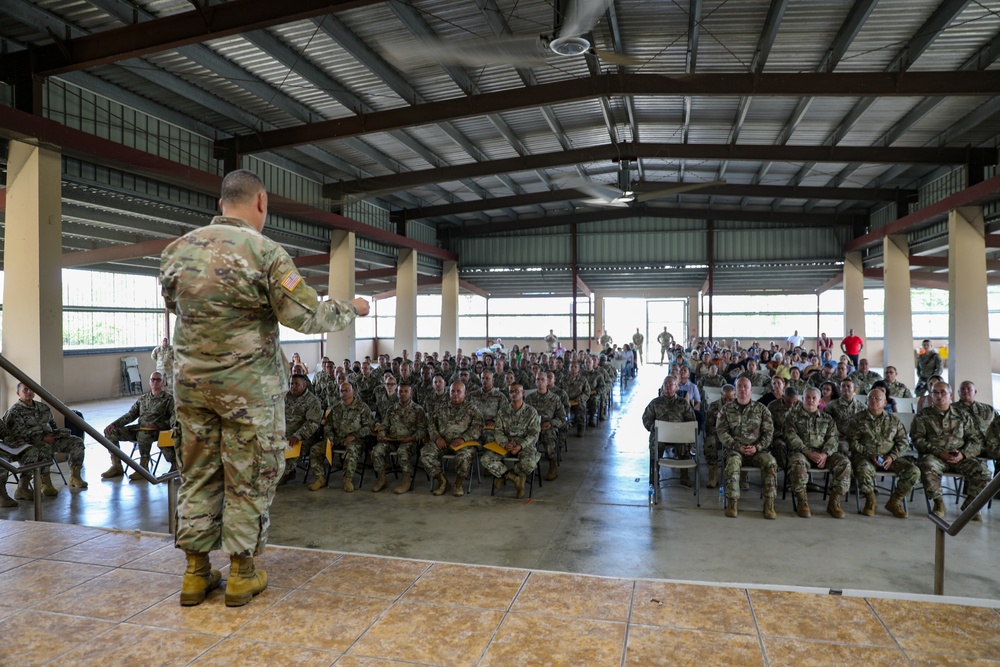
651,420,700,506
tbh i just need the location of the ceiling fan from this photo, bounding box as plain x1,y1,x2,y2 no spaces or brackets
383,0,641,69
554,169,727,208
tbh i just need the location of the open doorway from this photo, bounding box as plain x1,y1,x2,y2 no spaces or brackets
646,299,687,364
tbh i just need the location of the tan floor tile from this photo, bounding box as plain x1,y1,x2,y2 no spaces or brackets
481,612,626,667
302,554,429,599
130,586,290,636
348,600,503,667
625,624,765,667
0,559,110,606
47,531,171,567
0,610,115,667
763,636,909,667
0,554,33,574
403,562,528,610
32,567,181,621
750,590,894,646
335,657,436,667
56,622,221,667
0,522,105,558
0,604,19,621
907,651,1000,666
121,544,230,575
869,598,1000,658
255,546,342,588
0,519,33,538
631,581,756,634
188,638,338,666
235,589,391,653
511,572,633,622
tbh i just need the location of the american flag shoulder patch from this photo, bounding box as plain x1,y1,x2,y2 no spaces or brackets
281,270,302,292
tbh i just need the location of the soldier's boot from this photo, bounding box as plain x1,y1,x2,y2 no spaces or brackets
545,457,558,481
14,476,33,500
575,425,584,438
885,491,908,519
493,473,507,490
589,413,598,428
68,466,88,489
827,495,846,519
795,493,811,518
101,458,125,479
739,472,750,491
861,492,877,517
393,472,412,495
678,469,692,488
452,476,466,497
707,465,718,489
39,472,59,497
129,457,150,482
343,476,355,493
512,473,527,499
307,475,327,491
763,497,777,520
371,471,388,493
179,552,221,607
431,472,450,496
225,556,268,608
0,484,18,508
931,498,946,519
724,498,738,518
960,496,983,522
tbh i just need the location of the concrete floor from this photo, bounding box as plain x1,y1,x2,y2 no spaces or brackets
6,367,999,601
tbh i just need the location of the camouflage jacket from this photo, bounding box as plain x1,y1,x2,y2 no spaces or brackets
495,402,541,453
3,400,60,444
641,396,696,432
312,374,340,410
740,370,772,388
565,375,591,402
916,351,943,379
911,406,982,457
784,408,839,456
353,374,381,409
151,344,173,371
768,400,801,439
375,390,399,422
716,400,774,453
467,388,510,424
584,369,606,396
704,398,733,443
525,390,566,426
846,410,909,460
698,375,727,392
159,216,357,413
848,370,882,395
428,401,484,444
885,380,913,398
951,400,996,436
285,390,322,442
420,391,451,418
324,399,374,444
823,396,866,435
550,387,571,417
112,391,175,431
380,401,428,443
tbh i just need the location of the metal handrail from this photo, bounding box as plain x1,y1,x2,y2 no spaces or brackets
927,467,1000,595
0,458,51,521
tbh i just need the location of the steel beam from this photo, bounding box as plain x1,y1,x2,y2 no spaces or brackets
61,237,177,268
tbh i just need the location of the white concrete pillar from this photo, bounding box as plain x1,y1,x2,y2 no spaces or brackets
326,230,356,362
844,250,866,342
948,206,991,403
594,292,604,346
440,260,459,355
882,234,915,383
394,249,418,358
687,292,700,344
2,141,64,405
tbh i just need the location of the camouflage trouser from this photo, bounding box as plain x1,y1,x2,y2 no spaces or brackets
918,455,991,501
309,439,364,479
769,439,788,470
852,455,920,495
158,368,174,394
0,430,87,484
174,400,284,557
537,427,559,461
724,451,777,501
569,401,586,428
419,443,473,478
372,439,418,475
586,393,601,419
481,448,540,479
107,425,169,462
788,452,851,497
704,436,719,466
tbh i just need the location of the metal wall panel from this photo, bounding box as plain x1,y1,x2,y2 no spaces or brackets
578,229,705,264
715,227,846,262
455,235,571,267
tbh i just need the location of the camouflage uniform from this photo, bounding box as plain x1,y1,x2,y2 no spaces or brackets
846,410,919,495
468,387,510,443
848,370,882,395
565,374,591,430
785,408,851,497
885,380,914,399
313,373,340,410
698,375,727,394
421,391,451,419
702,398,731,467
354,374,381,412
524,390,566,461
785,377,807,395
952,400,996,438
152,343,174,391
160,214,357,557
420,401,483,478
106,390,176,464
481,402,541,479
282,389,322,478
740,370,772,388
584,368,606,419
984,418,1000,460
375,390,399,423
313,399,374,482
375,400,428,477
642,396,697,460
911,407,990,502
717,401,776,501
915,351,944,389
1,399,86,483
823,395,866,445
767,400,800,469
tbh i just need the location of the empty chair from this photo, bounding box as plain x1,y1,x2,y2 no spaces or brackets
650,420,700,506
121,357,142,396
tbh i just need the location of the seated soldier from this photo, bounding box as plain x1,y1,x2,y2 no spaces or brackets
807,361,836,388
525,373,567,481
374,382,427,494
565,362,591,437
847,387,918,518
583,356,606,426
2,383,87,498
420,382,483,497
482,384,541,499
468,370,510,445
849,358,882,395
952,380,996,437
786,366,806,394
375,373,400,423
767,385,801,470
307,382,374,493
641,376,697,487
102,371,176,481
420,372,451,416
823,378,866,453
279,374,322,485
785,387,851,519
313,358,340,410
703,384,736,488
718,378,777,519
740,359,771,388
883,366,913,398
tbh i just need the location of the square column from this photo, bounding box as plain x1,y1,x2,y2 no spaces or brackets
440,260,459,354
326,230,357,362
687,292,699,344
948,207,991,402
882,234,915,384
843,250,866,342
594,292,604,347
394,249,418,358
3,141,64,404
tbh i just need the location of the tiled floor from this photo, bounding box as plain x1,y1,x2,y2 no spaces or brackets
1,519,999,667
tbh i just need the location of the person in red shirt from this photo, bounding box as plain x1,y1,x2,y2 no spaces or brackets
818,332,834,355
840,328,864,368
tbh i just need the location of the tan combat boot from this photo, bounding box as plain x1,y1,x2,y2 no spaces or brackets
707,464,718,489
343,476,355,493
452,476,466,497
861,492,877,517
827,495,846,519
740,472,750,491
39,472,58,497
494,473,507,490
14,476,33,500
725,498,738,518
511,473,526,499
129,457,150,481
393,472,412,494
795,493,811,518
885,491,908,518
225,556,268,607
0,483,18,508
431,472,449,496
763,497,777,520
575,424,584,438
68,466,88,489
101,458,125,479
180,552,221,606
960,496,982,522
545,457,558,481
931,497,946,519
371,470,388,493
307,474,327,491
678,469,692,488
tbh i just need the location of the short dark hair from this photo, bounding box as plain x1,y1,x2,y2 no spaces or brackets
220,169,264,207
